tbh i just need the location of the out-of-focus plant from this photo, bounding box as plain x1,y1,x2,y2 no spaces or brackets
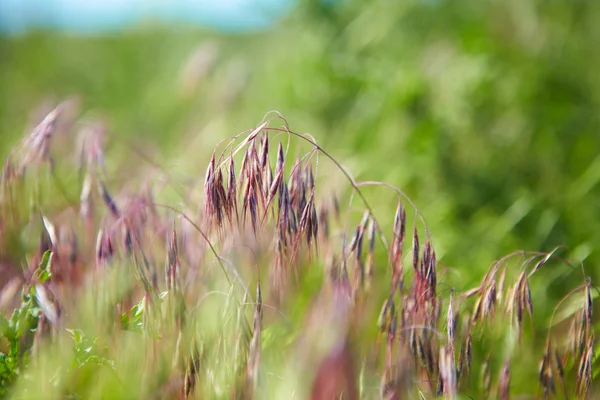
0,107,596,398
0,251,53,395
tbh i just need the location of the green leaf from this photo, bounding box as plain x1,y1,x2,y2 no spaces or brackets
67,329,84,345
0,315,8,337
38,250,53,284
132,299,145,318
9,309,19,327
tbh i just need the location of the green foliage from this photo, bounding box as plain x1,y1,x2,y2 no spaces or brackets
66,329,113,370
120,298,145,335
0,251,53,395
35,251,53,285
0,0,599,397
0,315,20,395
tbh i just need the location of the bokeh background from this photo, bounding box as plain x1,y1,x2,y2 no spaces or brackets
1,0,600,296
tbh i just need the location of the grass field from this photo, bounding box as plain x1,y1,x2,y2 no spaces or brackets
0,0,599,398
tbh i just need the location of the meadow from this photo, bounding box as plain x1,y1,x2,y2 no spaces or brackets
0,0,599,398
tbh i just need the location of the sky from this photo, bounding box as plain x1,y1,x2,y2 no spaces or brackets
0,0,292,34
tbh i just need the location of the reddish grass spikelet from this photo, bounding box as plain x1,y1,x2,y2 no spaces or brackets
497,358,510,400
310,201,319,253
553,348,567,398
288,158,302,209
239,145,251,186
529,248,560,277
209,167,224,228
99,181,120,219
282,183,297,236
497,267,506,305
483,280,497,319
378,298,391,333
251,150,267,211
408,327,418,360
77,122,106,173
463,287,479,299
365,218,375,287
249,189,258,233
203,152,216,224
258,133,269,170
347,211,370,288
576,334,594,398
297,193,313,247
165,226,180,291
348,224,362,255
276,141,285,173
422,240,431,273
584,280,593,328
266,159,283,216
227,156,238,220
202,161,223,228
464,334,472,376
18,104,62,173
426,245,437,301
41,215,57,252
447,290,455,345
95,228,113,267
416,335,433,374
471,296,482,326
523,279,533,320
244,121,268,146
539,345,556,398
394,202,406,245
573,310,587,358
390,202,406,294
184,350,200,399
510,271,534,338
122,224,133,255
242,170,260,233
412,227,419,277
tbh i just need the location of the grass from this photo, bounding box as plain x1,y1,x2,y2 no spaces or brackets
0,103,596,399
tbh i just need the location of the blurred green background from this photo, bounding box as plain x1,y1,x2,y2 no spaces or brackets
1,0,600,293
